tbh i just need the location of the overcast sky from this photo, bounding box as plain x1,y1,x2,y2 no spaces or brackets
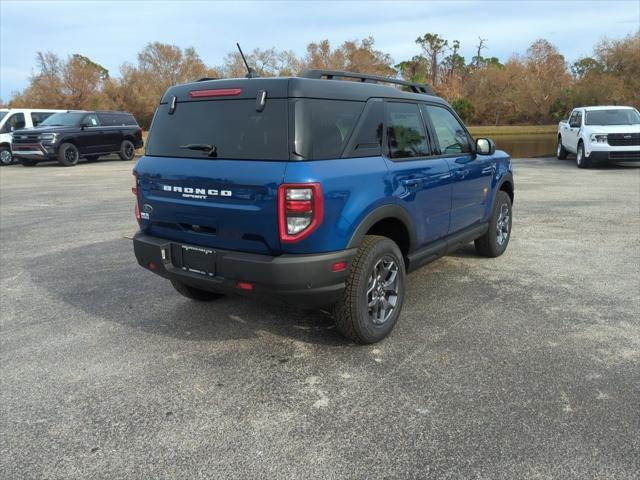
1,0,638,100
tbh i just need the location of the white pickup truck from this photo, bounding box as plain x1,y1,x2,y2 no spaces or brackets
557,106,640,168
0,108,65,165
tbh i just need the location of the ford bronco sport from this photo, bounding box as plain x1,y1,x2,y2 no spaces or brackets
133,70,514,344
11,110,143,167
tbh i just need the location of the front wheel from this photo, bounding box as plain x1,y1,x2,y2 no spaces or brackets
118,139,136,161
556,137,568,159
576,141,590,169
333,235,406,344
475,191,512,257
58,143,80,166
0,146,13,165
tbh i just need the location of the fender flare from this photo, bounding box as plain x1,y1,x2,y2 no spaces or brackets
346,204,417,251
496,171,514,204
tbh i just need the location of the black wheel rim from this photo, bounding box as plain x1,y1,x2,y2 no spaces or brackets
367,256,400,325
124,142,134,159
65,147,78,163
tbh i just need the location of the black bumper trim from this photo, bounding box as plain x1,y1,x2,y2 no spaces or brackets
133,233,357,307
587,151,640,162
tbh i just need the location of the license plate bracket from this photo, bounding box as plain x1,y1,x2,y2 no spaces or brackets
180,245,215,276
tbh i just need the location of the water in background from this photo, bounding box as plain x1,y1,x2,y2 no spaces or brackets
491,134,557,158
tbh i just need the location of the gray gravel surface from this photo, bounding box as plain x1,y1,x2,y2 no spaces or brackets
1,157,639,479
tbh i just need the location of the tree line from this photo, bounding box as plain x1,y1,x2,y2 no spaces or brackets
6,32,639,127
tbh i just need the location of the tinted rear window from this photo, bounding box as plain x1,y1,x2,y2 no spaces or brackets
97,112,138,126
146,99,288,160
291,99,364,160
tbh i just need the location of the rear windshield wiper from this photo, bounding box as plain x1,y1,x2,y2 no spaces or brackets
179,143,218,157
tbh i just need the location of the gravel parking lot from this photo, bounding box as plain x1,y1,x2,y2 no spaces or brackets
1,157,639,479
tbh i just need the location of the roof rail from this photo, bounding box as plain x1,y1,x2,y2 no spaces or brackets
301,69,435,95
196,77,219,82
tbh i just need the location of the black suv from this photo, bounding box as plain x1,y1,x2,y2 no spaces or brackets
11,110,143,166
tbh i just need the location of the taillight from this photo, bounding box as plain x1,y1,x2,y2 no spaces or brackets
278,183,323,243
132,171,141,224
188,88,242,99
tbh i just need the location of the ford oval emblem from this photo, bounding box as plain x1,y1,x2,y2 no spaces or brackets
142,204,153,213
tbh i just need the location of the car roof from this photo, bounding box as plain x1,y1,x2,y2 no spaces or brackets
579,105,638,111
0,108,65,113
161,76,447,106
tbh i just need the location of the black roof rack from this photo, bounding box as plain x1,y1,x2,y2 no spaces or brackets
301,69,435,95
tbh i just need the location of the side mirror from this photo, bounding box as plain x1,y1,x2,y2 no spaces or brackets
80,123,90,130
476,137,495,155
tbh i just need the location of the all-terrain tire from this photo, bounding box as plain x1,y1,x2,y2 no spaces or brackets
475,191,512,257
576,141,590,169
171,280,225,301
58,142,80,166
333,235,406,344
119,139,136,161
556,136,568,159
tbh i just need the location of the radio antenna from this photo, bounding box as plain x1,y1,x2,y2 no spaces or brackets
236,43,259,78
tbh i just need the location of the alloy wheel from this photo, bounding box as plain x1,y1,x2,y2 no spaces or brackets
367,256,400,325
496,203,510,246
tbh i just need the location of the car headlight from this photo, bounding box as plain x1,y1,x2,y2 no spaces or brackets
590,134,608,143
39,133,58,143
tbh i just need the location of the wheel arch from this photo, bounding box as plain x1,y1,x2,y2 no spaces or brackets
347,204,416,261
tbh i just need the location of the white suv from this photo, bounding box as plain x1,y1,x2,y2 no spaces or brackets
557,106,640,168
0,109,65,165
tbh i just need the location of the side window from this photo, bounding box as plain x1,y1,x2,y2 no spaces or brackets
385,102,430,159
0,113,26,133
568,110,578,126
423,105,471,154
575,111,583,126
82,114,99,127
345,101,383,158
97,113,114,126
31,112,54,126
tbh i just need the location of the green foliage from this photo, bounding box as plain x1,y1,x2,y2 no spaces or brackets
451,98,475,122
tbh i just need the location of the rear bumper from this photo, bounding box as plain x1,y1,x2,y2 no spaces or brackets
133,233,357,307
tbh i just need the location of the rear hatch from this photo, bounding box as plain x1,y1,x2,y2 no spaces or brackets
134,79,290,255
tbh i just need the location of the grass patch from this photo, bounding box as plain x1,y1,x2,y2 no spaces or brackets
468,125,557,136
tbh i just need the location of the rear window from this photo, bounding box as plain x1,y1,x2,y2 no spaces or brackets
98,112,138,126
292,99,363,160
146,99,288,160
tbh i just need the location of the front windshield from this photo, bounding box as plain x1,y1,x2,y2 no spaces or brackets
40,112,85,127
0,111,8,122
585,109,640,126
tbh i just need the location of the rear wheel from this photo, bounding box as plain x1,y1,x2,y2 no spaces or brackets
556,136,568,159
86,155,100,162
576,141,590,169
58,143,80,166
475,191,512,257
171,280,225,301
333,235,406,344
119,139,135,161
0,146,13,165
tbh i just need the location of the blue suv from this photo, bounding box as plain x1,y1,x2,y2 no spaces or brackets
133,70,514,344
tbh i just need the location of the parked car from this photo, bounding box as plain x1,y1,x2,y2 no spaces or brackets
11,110,143,167
132,70,514,344
0,108,64,165
557,106,640,168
